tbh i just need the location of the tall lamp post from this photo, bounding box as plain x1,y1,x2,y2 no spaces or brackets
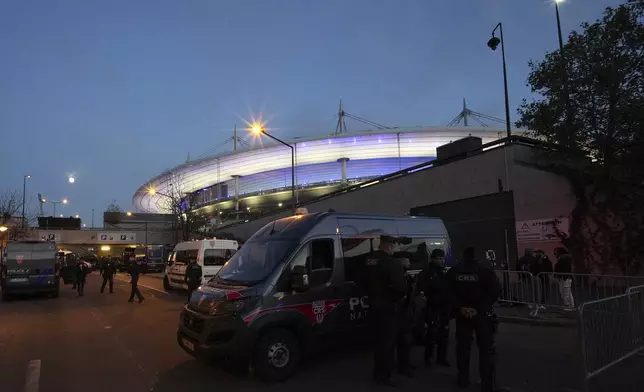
487,23,512,139
22,174,31,228
554,0,572,143
251,124,296,215
43,198,68,216
554,0,565,52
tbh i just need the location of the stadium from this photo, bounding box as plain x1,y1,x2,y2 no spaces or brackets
133,109,517,228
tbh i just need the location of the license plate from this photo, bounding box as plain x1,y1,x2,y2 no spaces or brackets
10,278,28,283
181,338,195,352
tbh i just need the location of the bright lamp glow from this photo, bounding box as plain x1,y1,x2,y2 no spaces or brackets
134,127,521,213
251,124,263,134
75,214,79,218
68,176,75,184
126,211,132,216
62,199,68,204
101,245,111,251
0,226,8,232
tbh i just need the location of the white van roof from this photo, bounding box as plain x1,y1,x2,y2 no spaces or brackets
173,239,238,252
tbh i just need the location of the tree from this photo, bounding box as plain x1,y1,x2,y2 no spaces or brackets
1,189,37,240
517,0,644,274
106,200,122,213
156,171,202,241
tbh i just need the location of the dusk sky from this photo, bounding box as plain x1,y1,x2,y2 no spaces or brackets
0,0,622,226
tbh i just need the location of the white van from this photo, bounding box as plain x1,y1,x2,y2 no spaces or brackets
163,239,238,291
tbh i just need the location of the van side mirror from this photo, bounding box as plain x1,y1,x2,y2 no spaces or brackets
290,265,309,292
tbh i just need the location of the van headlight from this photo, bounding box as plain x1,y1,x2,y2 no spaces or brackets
209,297,258,316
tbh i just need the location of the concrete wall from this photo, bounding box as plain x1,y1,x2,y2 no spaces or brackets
214,144,577,243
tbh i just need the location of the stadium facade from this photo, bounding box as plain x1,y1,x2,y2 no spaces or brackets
133,127,512,224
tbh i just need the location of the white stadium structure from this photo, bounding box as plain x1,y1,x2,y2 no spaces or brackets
133,126,517,225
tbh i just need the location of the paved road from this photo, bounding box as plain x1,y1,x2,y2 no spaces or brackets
1,274,641,392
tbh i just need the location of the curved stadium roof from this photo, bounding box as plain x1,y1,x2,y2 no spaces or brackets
133,127,513,213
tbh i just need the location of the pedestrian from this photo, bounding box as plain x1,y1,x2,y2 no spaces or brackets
364,235,408,387
416,248,451,368
532,250,552,307
554,247,574,310
128,257,145,304
76,259,89,296
184,258,203,304
447,247,501,391
396,257,415,378
100,257,116,294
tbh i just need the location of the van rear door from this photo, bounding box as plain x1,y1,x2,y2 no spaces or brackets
4,242,58,288
201,243,235,283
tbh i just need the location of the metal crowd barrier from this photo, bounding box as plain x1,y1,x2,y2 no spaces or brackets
578,285,644,392
494,270,537,306
493,271,644,316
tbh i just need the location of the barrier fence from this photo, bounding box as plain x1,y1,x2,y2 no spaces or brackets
493,271,644,315
578,285,644,392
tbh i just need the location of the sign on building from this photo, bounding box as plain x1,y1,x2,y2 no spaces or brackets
41,233,57,241
98,232,136,243
515,218,569,243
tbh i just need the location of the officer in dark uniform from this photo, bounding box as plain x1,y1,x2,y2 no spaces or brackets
76,260,89,296
416,248,451,367
184,259,203,304
397,257,416,378
446,247,501,391
128,257,145,303
364,235,408,387
100,258,116,294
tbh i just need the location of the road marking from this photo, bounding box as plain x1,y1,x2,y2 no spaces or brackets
114,277,170,296
24,359,41,392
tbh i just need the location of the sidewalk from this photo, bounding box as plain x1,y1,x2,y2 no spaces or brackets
496,304,577,328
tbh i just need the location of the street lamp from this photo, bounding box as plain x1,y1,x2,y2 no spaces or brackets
251,124,296,215
487,23,512,138
0,226,8,232
22,174,31,228
554,0,572,143
554,0,565,52
46,198,68,216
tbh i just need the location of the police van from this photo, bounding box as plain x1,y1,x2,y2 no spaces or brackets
163,239,239,291
176,211,451,381
1,241,60,301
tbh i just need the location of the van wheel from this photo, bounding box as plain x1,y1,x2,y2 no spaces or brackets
163,276,172,291
252,329,301,382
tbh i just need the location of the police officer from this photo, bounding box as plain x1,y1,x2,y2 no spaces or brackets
76,259,89,296
184,258,203,304
100,258,116,294
416,248,451,368
397,257,416,378
446,247,501,391
364,235,408,387
128,257,145,303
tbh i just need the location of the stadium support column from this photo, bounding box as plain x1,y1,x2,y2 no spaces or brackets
232,175,240,212
337,158,350,186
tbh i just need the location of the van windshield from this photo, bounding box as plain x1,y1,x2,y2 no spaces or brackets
214,239,298,285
